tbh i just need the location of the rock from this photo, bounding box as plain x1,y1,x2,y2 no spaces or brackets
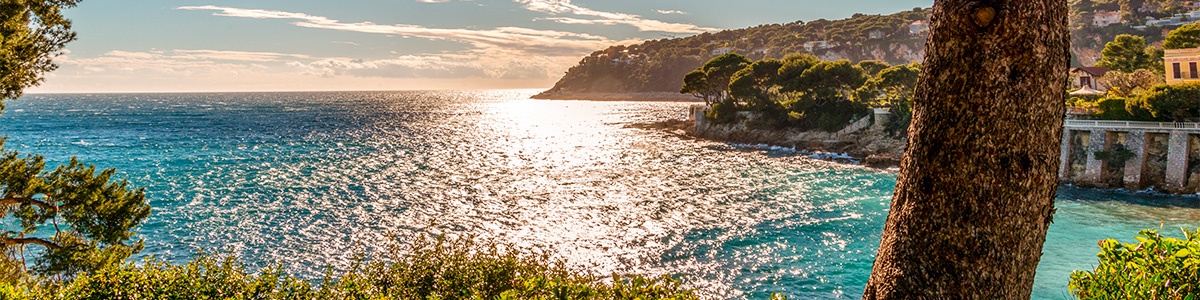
865,154,902,169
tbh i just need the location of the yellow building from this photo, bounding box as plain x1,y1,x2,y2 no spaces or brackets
1165,47,1200,84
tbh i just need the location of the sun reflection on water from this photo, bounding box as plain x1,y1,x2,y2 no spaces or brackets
2,90,1198,299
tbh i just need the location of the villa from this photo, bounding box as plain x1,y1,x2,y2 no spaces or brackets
1069,66,1111,91
1094,11,1123,27
1165,47,1200,84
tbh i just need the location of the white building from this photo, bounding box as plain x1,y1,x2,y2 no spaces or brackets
909,21,929,35
803,41,831,52
1094,11,1123,27
711,47,734,56
867,30,887,39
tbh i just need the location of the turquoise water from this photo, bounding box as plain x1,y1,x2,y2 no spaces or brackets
2,90,1198,299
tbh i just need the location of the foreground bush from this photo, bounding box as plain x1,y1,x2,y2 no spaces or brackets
3,234,700,300
1069,228,1200,299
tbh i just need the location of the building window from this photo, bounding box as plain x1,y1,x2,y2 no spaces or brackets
1175,62,1183,79
1191,62,1197,79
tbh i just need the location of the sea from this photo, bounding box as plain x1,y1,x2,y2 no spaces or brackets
2,89,1198,299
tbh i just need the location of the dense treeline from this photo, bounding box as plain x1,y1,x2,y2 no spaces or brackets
684,53,919,133
547,0,1200,96
542,8,930,94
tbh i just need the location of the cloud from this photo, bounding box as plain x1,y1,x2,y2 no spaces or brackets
655,10,687,15
57,48,575,82
177,5,616,56
514,0,715,33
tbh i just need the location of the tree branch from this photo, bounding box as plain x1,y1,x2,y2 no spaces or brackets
0,197,58,210
1,236,62,250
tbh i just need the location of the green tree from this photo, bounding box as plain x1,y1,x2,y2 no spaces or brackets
728,59,784,108
1118,0,1145,23
0,0,78,109
680,69,716,104
855,60,891,77
776,53,820,84
0,0,152,282
1096,34,1153,72
679,54,751,105
856,63,921,133
1135,82,1200,121
1071,0,1097,30
1165,22,1200,49
789,60,868,101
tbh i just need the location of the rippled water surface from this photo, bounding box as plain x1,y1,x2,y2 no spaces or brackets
3,90,1200,299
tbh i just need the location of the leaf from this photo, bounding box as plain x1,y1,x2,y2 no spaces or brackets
1178,248,1193,258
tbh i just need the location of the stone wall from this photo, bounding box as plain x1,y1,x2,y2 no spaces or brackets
1060,125,1200,193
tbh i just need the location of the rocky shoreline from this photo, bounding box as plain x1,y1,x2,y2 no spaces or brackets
532,91,702,102
629,119,907,169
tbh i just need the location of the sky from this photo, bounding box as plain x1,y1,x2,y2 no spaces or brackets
30,0,932,93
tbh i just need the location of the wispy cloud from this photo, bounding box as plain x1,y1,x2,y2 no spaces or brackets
59,48,574,82
515,0,714,33
397,0,713,33
177,5,617,56
655,10,687,15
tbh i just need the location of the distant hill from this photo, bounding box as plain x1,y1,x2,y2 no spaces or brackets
535,1,1197,98
535,8,931,98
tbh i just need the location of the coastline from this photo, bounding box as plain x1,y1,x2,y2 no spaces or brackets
531,91,702,102
629,118,907,169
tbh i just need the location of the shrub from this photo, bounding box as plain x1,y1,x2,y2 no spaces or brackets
1069,94,1106,107
9,234,701,300
1069,228,1200,299
1094,97,1135,120
1136,83,1200,121
705,99,739,124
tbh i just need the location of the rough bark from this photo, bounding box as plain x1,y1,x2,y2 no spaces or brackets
863,1,1068,299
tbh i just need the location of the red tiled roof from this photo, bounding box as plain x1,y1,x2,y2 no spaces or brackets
1071,66,1112,77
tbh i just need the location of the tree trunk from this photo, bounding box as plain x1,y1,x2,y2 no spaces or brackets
863,1,1068,299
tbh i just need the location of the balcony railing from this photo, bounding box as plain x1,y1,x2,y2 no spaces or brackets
1065,120,1200,130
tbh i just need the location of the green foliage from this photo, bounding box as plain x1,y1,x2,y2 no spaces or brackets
14,235,701,300
1166,22,1200,50
729,59,784,108
1094,97,1136,120
0,146,151,282
0,0,152,286
855,60,890,77
1093,148,1136,164
778,94,870,132
1069,228,1200,299
543,8,931,94
1135,83,1200,121
680,69,712,102
701,54,891,132
787,60,868,99
681,54,751,104
705,100,739,124
1097,34,1154,72
776,53,821,84
0,0,79,107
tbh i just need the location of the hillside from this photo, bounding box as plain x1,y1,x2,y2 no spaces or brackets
535,1,1200,99
534,8,930,98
